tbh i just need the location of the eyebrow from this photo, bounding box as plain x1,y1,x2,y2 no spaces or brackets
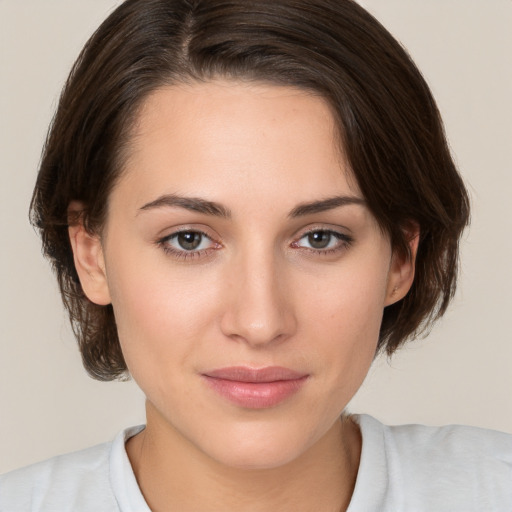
139,194,232,218
138,193,365,219
288,195,365,218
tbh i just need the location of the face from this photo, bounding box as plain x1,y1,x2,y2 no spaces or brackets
71,80,413,470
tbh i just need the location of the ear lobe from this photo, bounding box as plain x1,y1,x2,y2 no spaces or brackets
385,224,420,306
68,203,111,306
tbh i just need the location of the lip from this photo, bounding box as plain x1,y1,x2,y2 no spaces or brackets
202,366,309,409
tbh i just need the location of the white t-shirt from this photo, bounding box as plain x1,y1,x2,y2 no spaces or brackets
1,415,511,511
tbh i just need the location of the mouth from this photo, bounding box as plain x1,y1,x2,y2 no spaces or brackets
201,366,309,409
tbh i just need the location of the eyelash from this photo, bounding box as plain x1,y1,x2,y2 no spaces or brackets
157,229,219,261
156,228,353,261
292,229,354,256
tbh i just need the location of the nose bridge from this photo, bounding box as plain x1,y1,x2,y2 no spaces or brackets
221,244,296,346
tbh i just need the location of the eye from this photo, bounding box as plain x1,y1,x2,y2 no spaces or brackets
293,229,353,253
157,229,219,259
172,231,209,251
303,231,335,250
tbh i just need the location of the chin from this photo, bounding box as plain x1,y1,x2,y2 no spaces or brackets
210,443,305,471
200,418,325,471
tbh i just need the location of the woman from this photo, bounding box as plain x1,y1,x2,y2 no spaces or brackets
1,0,510,510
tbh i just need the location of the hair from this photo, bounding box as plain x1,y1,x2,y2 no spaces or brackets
30,0,470,381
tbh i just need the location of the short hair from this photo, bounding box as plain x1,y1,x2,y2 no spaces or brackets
30,0,470,381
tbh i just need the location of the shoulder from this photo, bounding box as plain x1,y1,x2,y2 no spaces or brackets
0,442,115,512
349,414,512,512
0,426,145,512
381,417,512,480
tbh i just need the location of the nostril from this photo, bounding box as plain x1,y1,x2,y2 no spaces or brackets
219,299,297,347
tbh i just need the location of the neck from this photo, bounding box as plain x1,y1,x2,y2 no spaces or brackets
126,402,361,512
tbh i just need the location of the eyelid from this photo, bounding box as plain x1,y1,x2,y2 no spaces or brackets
156,227,222,260
154,224,354,262
290,226,354,253
292,223,353,241
156,221,224,243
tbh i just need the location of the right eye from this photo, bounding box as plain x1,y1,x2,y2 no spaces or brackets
169,231,210,251
157,230,220,260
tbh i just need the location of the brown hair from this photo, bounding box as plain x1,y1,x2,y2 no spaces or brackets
30,0,470,381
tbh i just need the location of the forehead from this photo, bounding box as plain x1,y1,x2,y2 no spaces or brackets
116,80,361,213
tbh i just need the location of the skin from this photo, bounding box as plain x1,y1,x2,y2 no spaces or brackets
69,81,417,511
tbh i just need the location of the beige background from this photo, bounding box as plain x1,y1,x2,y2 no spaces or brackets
1,1,511,473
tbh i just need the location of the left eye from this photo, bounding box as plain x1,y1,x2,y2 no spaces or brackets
164,231,213,252
295,230,347,250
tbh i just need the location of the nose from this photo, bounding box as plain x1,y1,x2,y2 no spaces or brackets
220,249,297,348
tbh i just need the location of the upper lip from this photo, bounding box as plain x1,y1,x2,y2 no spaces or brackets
203,366,308,383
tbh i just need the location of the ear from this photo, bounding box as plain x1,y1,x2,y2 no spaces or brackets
385,223,420,306
68,201,111,306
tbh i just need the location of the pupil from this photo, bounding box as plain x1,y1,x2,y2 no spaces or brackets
178,232,202,250
308,231,331,249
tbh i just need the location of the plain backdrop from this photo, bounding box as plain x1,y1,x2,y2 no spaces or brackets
1,0,511,473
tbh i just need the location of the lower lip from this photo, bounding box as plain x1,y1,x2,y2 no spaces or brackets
202,375,308,409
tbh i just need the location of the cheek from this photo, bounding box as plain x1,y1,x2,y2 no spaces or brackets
300,255,389,383
303,256,388,341
104,247,222,379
